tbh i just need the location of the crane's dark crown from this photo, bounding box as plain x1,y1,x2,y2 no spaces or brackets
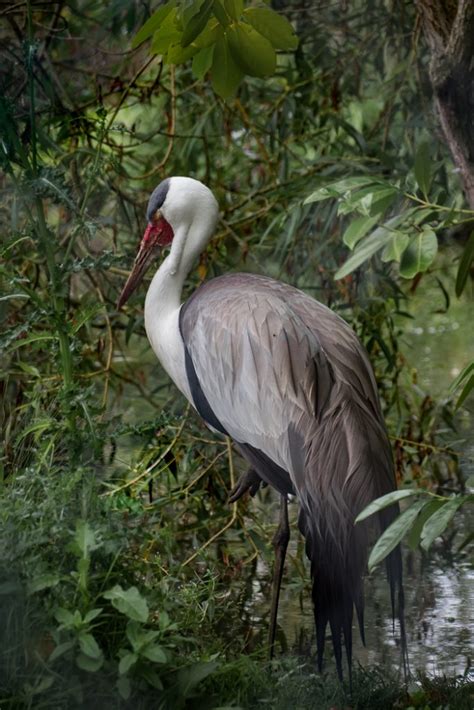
146,178,170,223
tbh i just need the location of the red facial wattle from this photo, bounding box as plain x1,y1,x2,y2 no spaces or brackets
142,217,174,248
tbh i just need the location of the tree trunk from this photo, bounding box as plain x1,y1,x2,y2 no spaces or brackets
416,0,474,207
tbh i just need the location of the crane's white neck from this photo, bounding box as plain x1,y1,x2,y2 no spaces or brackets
142,195,217,401
144,212,214,322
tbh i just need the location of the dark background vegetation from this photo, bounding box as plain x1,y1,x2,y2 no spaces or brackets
0,1,472,708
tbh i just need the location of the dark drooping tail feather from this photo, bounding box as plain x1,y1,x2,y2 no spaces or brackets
293,390,406,681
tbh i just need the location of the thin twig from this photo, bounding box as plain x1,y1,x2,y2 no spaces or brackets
182,437,237,567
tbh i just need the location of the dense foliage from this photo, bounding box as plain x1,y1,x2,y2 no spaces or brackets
0,1,472,707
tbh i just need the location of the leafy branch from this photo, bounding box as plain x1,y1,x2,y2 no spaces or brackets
132,0,298,98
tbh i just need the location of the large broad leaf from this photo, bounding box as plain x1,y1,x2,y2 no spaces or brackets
455,229,474,297
79,632,102,660
150,9,181,55
381,231,409,262
181,0,213,47
142,644,167,663
224,0,243,20
166,43,199,65
407,499,447,550
73,520,100,557
212,0,231,26
227,22,276,77
420,496,470,551
343,215,378,249
27,572,60,595
176,660,219,697
131,1,176,48
103,585,149,623
193,20,219,48
399,226,438,278
355,489,420,523
76,653,103,672
305,176,378,204
414,141,432,197
211,31,243,98
192,45,214,79
354,186,397,218
335,216,404,279
367,499,426,571
119,653,138,675
245,7,298,49
181,0,207,27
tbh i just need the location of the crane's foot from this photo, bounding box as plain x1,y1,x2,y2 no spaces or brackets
228,467,267,503
269,494,290,659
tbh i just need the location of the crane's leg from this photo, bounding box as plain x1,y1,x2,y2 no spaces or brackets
268,494,290,658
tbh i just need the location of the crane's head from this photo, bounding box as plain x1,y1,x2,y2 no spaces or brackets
117,177,218,308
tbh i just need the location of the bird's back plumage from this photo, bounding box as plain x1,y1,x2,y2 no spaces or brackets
179,272,404,678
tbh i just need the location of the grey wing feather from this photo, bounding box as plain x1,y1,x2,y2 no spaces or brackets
180,272,405,678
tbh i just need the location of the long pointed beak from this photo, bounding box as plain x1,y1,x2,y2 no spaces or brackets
117,241,156,309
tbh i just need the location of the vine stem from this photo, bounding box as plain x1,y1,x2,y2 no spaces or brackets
181,437,237,568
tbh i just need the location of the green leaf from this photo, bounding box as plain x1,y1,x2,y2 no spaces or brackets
27,572,60,595
141,667,164,689
335,213,410,279
103,585,149,622
182,0,214,47
454,372,474,409
176,660,219,697
211,31,243,98
305,177,379,204
182,0,206,27
49,640,75,662
166,43,199,64
9,333,57,352
16,418,54,443
150,9,181,54
74,520,100,558
245,7,298,49
361,186,397,217
83,608,103,624
399,227,438,278
455,229,474,297
192,45,214,79
79,633,102,660
343,216,379,249
407,499,446,550
117,676,131,700
125,620,160,651
119,652,138,675
457,531,474,552
381,231,409,262
368,499,427,571
414,141,432,196
224,0,243,20
76,652,103,672
228,22,276,77
193,20,219,48
54,607,76,628
420,496,468,551
142,644,167,663
131,1,176,48
212,0,230,26
355,489,420,523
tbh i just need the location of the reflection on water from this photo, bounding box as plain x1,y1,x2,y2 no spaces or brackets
241,505,473,676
